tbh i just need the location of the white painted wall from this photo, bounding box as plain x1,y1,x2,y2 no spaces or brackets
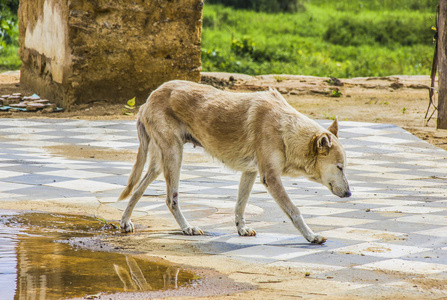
24,0,68,83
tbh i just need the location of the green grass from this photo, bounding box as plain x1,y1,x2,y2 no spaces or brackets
201,1,437,77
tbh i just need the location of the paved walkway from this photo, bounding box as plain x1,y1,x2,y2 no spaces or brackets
0,118,446,297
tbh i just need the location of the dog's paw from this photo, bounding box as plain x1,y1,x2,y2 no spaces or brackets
238,227,257,236
120,220,135,233
182,226,204,235
310,235,327,244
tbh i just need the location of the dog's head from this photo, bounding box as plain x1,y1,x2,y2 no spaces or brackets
309,119,351,198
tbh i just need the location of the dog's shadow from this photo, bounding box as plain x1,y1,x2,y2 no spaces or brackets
269,242,327,249
168,231,331,249
168,231,223,237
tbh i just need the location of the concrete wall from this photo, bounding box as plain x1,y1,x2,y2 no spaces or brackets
19,0,203,108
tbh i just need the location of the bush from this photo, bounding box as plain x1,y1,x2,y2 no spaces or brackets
231,36,255,56
0,0,20,70
0,0,19,15
324,15,434,47
206,0,304,13
230,36,293,63
306,0,436,12
0,0,19,46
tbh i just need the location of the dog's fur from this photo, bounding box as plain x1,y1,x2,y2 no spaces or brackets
118,80,351,244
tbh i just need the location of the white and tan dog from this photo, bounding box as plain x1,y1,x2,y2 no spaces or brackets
118,80,351,244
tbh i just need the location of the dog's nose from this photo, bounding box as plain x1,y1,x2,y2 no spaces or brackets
343,190,352,198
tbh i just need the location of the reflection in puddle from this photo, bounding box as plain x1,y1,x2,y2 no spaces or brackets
0,210,198,299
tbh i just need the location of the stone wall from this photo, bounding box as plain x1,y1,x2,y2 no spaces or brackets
19,0,203,108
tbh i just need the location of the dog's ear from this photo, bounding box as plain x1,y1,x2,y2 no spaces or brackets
315,133,332,155
327,118,339,138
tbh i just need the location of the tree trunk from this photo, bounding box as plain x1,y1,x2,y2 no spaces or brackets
438,0,447,129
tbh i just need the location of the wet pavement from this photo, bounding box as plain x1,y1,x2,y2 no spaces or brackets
0,211,200,299
0,118,446,298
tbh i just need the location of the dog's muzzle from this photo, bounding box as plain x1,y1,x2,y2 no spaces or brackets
342,190,352,198
329,182,351,198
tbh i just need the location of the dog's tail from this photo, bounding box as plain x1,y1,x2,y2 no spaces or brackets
118,119,150,200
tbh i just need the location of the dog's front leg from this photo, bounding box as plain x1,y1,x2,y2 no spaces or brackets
235,171,258,236
261,171,326,244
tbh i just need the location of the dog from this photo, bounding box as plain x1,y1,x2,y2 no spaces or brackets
118,80,351,244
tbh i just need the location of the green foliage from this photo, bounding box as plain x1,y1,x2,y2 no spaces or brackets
206,0,303,13
229,36,292,63
0,0,19,13
0,0,20,71
201,2,437,78
231,36,255,56
0,0,19,45
331,89,342,98
201,48,257,74
307,0,435,12
0,0,438,76
0,44,20,71
324,14,433,47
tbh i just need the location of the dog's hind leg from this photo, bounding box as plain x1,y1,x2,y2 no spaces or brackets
235,171,257,236
161,139,203,235
119,119,151,201
121,155,161,232
261,170,326,244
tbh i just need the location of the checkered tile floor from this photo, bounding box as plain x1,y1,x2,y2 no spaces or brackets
0,118,446,295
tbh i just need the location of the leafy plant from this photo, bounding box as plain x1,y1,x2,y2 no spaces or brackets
331,89,342,97
0,0,19,46
122,97,136,116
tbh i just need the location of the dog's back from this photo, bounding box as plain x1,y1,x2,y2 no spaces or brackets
139,80,323,172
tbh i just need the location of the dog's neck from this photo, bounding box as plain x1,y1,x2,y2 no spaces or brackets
282,128,320,178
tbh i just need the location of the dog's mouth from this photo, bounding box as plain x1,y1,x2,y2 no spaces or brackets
328,182,351,198
328,182,336,195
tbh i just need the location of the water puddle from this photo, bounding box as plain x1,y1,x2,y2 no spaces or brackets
0,210,199,299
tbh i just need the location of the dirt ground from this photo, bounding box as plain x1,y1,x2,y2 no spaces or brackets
1,71,446,299
2,71,446,151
